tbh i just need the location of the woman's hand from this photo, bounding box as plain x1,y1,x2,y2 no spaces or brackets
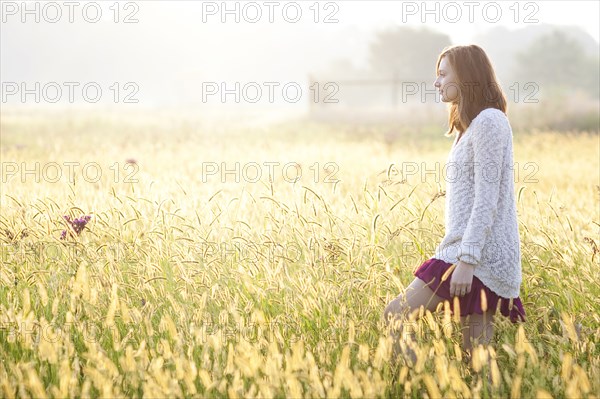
450,260,476,297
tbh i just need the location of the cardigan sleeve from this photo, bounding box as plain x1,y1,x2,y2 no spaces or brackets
456,112,510,266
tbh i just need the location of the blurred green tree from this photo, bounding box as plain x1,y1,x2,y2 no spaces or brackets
513,29,599,99
367,26,452,83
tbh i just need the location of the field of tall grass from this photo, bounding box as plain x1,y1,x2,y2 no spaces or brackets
1,111,599,398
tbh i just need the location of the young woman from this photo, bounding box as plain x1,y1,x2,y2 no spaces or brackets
382,44,526,366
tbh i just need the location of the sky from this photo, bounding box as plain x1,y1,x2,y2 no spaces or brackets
336,0,600,44
1,0,598,118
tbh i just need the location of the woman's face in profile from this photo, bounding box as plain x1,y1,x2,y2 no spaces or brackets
434,57,459,103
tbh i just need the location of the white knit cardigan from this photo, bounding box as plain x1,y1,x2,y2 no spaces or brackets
433,107,523,299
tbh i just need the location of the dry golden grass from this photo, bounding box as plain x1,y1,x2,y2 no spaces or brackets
0,112,598,398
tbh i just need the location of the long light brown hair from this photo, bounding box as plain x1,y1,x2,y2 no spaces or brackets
436,44,507,138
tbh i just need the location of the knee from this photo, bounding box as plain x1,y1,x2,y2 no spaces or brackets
383,296,407,327
383,303,394,326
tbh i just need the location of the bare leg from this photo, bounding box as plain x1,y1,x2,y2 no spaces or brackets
461,309,495,381
383,277,447,366
461,310,495,353
464,309,497,392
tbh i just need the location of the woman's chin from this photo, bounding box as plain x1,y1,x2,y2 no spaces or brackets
441,95,459,104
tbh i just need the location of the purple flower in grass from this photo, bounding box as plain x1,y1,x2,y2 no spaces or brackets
61,215,92,240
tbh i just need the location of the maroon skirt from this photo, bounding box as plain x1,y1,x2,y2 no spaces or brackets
414,258,526,323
